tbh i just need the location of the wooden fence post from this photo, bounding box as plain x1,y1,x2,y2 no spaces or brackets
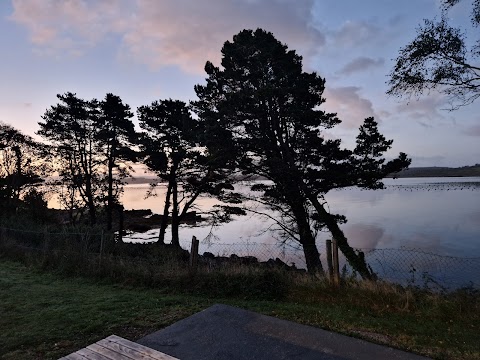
326,239,334,282
332,238,340,286
189,236,199,273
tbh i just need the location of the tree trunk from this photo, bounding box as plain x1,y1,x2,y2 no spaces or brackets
171,217,180,247
86,137,96,225
106,157,114,231
67,184,76,224
158,179,173,245
307,194,374,280
289,192,324,275
171,180,180,248
85,175,96,225
302,241,323,275
88,199,96,225
11,146,22,212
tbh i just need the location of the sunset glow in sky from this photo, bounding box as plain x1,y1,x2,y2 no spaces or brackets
1,0,479,167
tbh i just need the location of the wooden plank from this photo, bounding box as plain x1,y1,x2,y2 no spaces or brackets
97,338,162,360
105,335,178,360
105,335,179,360
61,335,179,360
76,347,113,360
87,343,133,359
59,353,89,360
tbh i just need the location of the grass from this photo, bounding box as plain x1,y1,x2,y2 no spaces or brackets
1,258,479,360
0,260,210,359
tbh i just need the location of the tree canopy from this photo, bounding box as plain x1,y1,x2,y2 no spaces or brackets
38,92,137,226
1,29,413,277
97,93,137,230
193,29,410,277
38,93,102,225
138,99,237,246
0,123,48,215
388,0,480,109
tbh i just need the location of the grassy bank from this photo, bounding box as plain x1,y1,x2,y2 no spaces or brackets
1,259,479,360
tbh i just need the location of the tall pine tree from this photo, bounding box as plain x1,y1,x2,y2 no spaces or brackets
193,29,410,277
97,93,137,230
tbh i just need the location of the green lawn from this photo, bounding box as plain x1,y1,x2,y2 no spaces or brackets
0,260,210,359
0,259,478,360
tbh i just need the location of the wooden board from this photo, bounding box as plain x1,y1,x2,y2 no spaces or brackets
59,335,179,360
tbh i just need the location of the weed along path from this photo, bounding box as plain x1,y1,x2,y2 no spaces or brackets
138,304,430,360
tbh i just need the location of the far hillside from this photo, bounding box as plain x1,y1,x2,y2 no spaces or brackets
127,165,480,183
389,164,480,178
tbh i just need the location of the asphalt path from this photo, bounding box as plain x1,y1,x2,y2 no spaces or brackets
138,304,430,360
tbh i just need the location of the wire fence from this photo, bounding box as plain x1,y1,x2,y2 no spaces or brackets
179,240,480,290
1,226,479,291
360,248,480,291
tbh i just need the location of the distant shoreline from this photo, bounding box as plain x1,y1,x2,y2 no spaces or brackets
45,166,480,185
386,164,480,178
125,165,480,184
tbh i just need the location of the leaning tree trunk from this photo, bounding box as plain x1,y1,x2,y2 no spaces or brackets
308,194,374,280
301,235,324,275
290,196,324,275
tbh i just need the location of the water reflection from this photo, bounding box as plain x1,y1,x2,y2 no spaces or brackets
319,178,480,258
342,223,387,249
47,177,480,272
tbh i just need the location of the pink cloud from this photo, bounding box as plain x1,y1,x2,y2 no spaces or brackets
10,0,325,73
121,0,325,73
323,86,377,129
10,0,132,55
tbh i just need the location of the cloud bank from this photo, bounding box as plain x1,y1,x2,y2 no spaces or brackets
10,0,131,56
11,0,325,73
338,56,385,75
333,20,380,47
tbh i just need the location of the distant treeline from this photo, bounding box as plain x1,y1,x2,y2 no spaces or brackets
131,166,480,183
388,164,480,178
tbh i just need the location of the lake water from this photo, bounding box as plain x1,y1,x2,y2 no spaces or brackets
120,178,480,253
49,177,480,288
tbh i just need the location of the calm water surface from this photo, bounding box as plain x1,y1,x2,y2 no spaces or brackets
119,177,480,258
48,177,480,287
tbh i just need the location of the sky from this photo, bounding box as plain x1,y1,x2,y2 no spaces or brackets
0,0,479,167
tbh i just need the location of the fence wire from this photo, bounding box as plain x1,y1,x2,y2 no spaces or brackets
1,226,478,290
179,239,480,290
358,248,480,290
0,226,110,256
